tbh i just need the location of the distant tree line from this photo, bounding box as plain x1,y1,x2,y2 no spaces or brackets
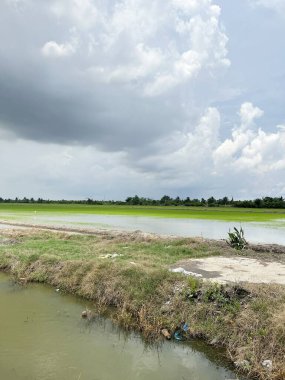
125,195,285,208
0,195,285,208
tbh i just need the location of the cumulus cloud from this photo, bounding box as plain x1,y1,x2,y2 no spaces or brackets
0,0,229,150
213,104,285,176
63,0,230,96
41,41,76,57
239,102,264,128
212,103,264,166
129,103,285,196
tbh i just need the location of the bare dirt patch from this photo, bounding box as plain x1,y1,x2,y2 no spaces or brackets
172,256,285,284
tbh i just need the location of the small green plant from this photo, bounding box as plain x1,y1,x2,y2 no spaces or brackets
227,227,247,250
188,276,200,292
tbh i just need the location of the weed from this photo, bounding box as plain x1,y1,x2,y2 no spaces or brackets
188,276,200,292
227,227,248,250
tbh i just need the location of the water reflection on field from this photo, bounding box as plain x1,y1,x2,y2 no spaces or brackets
1,211,285,245
23,213,285,245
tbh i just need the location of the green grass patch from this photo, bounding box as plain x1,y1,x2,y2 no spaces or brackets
0,231,222,268
1,203,285,223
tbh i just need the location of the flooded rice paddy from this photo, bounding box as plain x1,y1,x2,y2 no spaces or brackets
1,211,285,245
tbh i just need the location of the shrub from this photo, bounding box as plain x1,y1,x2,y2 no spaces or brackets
227,227,247,250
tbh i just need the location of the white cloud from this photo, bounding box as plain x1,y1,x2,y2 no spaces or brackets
239,102,264,128
47,0,230,96
89,43,163,83
250,0,285,15
213,103,285,176
214,102,263,166
234,129,285,173
144,1,230,95
41,41,75,57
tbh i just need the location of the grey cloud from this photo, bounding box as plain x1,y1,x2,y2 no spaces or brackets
0,0,229,152
0,66,179,149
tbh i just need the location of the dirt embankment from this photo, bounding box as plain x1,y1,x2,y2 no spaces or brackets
0,227,285,380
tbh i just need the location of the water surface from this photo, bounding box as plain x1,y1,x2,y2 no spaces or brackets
0,273,237,380
22,213,285,245
1,211,285,245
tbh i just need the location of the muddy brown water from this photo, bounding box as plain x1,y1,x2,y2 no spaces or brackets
0,273,238,380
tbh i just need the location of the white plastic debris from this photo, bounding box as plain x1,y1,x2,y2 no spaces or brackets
262,360,273,371
99,253,123,259
170,267,202,278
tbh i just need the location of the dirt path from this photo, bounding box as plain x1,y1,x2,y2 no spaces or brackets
172,256,285,284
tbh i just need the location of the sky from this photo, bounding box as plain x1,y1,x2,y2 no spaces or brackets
0,0,285,200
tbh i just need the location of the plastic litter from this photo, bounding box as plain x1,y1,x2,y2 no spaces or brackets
173,321,189,341
182,322,189,332
174,331,183,341
262,360,272,371
170,267,202,278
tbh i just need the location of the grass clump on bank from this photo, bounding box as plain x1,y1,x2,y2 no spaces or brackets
0,229,285,380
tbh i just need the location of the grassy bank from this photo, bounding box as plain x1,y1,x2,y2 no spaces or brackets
1,203,285,222
0,228,285,379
